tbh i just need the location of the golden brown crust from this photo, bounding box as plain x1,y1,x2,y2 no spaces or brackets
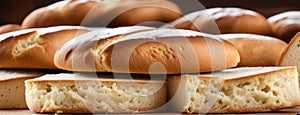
0,24,21,34
54,26,155,72
21,0,181,29
168,7,272,36
0,26,89,69
268,11,300,43
104,35,239,74
98,0,182,27
21,0,98,28
55,27,240,74
221,34,287,67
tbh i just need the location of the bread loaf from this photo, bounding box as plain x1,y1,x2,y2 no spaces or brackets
221,34,287,67
268,11,300,43
54,26,240,74
0,24,21,34
168,66,300,113
166,7,272,35
25,73,166,113
277,32,300,74
0,70,43,109
0,26,89,69
21,0,98,29
21,0,181,28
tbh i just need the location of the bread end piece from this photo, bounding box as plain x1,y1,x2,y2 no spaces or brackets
278,32,300,75
0,70,43,109
168,66,300,113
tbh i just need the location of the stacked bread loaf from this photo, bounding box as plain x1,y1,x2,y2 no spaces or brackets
0,26,90,109
24,26,241,113
0,0,182,111
0,0,300,114
18,26,300,113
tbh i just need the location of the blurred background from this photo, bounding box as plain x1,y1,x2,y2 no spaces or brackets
0,0,299,26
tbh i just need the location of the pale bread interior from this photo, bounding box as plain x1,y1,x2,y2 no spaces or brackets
13,32,43,56
278,33,300,78
0,70,43,109
25,73,166,113
168,66,300,113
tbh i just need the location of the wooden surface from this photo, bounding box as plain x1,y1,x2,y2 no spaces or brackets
1,106,300,115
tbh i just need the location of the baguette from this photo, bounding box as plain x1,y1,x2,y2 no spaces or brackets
21,0,98,28
221,34,287,67
168,66,300,113
166,7,272,35
21,0,181,28
0,70,43,109
54,27,240,74
0,26,89,69
25,73,166,113
268,11,300,43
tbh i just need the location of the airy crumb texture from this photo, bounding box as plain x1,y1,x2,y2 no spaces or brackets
0,70,43,109
25,73,166,113
13,33,42,56
168,66,300,113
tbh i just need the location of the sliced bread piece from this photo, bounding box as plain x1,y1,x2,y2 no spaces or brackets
277,32,300,76
25,73,166,113
167,66,300,113
0,70,43,109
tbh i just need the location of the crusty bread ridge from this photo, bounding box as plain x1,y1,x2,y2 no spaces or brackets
22,0,181,28
25,73,166,113
167,7,272,35
168,66,300,113
268,11,300,43
54,27,240,74
221,34,287,67
0,26,89,69
0,70,43,109
0,24,21,34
